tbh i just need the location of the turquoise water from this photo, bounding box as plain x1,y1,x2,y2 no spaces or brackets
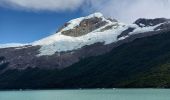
0,89,170,100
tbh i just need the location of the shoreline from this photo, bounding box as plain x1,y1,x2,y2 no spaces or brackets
0,88,169,91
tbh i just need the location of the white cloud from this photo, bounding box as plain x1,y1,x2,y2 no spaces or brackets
87,0,170,23
0,0,170,22
0,0,84,11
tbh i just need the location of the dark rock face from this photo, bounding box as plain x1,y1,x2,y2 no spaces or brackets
60,17,108,37
0,46,40,70
107,18,118,22
0,42,117,71
100,24,119,32
117,27,135,39
0,39,132,71
154,22,170,31
0,56,9,71
134,18,170,32
134,18,168,27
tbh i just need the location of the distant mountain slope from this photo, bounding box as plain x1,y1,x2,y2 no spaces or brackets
1,30,170,89
0,13,170,71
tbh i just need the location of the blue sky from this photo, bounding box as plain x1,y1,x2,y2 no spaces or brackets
0,0,170,44
0,7,83,43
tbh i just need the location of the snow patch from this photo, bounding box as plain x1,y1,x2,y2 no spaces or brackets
130,23,164,35
0,43,27,48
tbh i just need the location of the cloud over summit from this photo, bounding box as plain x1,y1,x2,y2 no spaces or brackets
0,0,170,22
95,0,170,22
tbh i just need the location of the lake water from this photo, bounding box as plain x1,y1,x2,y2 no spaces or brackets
0,89,170,100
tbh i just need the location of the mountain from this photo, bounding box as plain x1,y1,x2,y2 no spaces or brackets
0,13,170,89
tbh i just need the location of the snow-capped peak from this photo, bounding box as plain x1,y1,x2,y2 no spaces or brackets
31,13,126,55
33,13,164,56
58,12,111,33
